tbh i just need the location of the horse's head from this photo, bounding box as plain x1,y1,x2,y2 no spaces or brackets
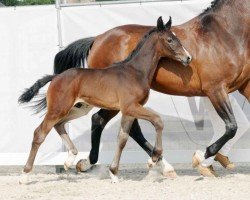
156,16,192,66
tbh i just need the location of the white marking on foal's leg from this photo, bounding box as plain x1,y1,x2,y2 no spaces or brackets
109,170,119,184
147,158,157,169
158,157,177,178
19,170,32,184
147,157,177,179
64,150,77,170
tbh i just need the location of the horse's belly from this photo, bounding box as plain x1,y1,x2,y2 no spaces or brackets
80,96,120,110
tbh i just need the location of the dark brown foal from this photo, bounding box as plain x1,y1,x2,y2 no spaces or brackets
19,17,191,183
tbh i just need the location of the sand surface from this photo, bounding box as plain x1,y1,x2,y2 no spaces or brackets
0,163,250,200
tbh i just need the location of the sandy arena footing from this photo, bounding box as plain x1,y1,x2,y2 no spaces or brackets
0,163,250,200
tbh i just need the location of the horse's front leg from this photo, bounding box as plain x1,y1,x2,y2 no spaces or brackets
205,88,238,159
109,115,134,183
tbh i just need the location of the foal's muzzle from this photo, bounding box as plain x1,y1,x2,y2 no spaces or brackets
182,55,192,66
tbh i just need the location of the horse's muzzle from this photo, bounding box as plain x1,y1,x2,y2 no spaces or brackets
182,56,192,66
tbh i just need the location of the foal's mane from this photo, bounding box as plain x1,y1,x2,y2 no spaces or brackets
199,0,232,17
113,27,157,65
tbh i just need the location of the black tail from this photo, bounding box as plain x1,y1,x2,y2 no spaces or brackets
54,37,95,74
18,75,55,104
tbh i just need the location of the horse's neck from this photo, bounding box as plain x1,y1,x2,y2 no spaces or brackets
199,0,247,37
126,33,161,85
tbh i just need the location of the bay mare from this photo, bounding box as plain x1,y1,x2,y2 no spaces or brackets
54,0,250,173
19,17,191,183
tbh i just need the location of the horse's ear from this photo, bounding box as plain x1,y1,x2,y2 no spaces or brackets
157,16,165,31
165,16,172,30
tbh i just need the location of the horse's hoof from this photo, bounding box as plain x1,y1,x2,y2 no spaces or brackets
215,153,235,170
64,163,69,171
162,170,177,179
197,165,218,177
76,158,92,172
19,170,31,184
192,150,205,168
109,170,119,184
192,154,200,168
157,157,176,178
147,158,157,169
226,163,236,170
64,150,77,171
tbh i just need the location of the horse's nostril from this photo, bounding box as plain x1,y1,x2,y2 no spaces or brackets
187,56,192,63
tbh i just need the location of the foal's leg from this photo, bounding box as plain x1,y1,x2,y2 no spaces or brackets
54,122,78,170
79,109,154,170
20,114,59,184
204,88,238,159
84,109,175,177
125,105,164,163
109,116,134,183
54,104,93,170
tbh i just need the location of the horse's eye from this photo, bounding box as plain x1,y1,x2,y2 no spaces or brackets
167,38,173,44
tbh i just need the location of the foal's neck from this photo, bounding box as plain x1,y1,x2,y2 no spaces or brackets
126,32,161,85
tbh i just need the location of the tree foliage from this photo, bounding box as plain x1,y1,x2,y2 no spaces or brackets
0,0,54,6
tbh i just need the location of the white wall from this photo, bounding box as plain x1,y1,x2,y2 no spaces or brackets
0,0,249,165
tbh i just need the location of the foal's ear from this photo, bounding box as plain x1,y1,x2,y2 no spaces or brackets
157,16,165,32
165,16,172,30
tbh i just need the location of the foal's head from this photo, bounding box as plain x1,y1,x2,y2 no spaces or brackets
156,16,192,66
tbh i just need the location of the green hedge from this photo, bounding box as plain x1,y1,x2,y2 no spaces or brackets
0,0,54,6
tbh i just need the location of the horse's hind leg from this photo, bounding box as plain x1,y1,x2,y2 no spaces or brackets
88,109,119,166
239,80,250,102
55,104,93,171
54,123,78,170
20,114,59,184
109,115,134,183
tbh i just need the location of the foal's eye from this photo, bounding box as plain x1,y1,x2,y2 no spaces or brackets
167,38,173,44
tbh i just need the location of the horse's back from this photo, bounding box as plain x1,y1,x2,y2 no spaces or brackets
88,25,153,68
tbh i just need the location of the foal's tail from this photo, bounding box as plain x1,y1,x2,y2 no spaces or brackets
18,75,55,104
54,37,95,74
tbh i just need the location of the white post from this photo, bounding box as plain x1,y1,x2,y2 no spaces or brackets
55,0,64,51
55,0,68,156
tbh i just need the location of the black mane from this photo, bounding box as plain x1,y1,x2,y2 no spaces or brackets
199,0,226,16
113,27,157,65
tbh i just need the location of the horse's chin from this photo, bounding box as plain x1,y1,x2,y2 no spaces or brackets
181,61,190,67
176,58,190,67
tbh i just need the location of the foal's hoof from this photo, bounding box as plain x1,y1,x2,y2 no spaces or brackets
64,151,77,171
162,170,177,179
64,163,70,171
147,158,157,169
109,170,119,184
76,158,92,172
158,158,177,179
19,170,31,184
